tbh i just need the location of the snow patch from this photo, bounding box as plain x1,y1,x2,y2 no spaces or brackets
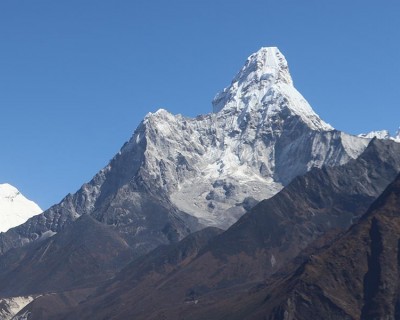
40,230,57,240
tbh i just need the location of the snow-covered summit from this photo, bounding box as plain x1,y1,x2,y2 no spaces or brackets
212,47,333,131
0,184,42,233
232,47,293,86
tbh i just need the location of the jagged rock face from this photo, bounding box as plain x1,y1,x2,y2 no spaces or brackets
0,47,370,256
138,47,369,227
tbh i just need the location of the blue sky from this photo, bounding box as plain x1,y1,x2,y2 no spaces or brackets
1,0,399,210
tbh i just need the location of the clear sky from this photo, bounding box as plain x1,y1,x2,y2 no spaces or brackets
1,0,399,210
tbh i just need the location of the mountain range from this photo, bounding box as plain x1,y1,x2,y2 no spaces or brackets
1,47,399,319
0,47,370,254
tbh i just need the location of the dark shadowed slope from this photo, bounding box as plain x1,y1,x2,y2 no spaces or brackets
226,172,400,320
11,226,222,320
0,215,134,297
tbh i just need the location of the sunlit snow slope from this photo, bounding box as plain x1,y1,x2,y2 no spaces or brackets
0,184,42,232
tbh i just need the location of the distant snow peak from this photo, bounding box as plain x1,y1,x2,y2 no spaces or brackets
358,130,390,140
358,128,400,142
0,183,42,233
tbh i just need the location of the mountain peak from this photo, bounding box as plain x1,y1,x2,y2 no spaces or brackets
212,46,333,131
232,46,293,86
